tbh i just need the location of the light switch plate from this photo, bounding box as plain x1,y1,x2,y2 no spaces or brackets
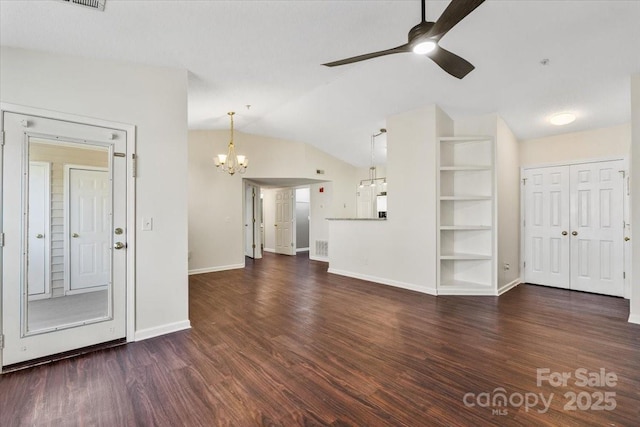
142,217,153,231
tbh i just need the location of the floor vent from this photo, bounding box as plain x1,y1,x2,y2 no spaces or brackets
61,0,106,11
315,240,328,257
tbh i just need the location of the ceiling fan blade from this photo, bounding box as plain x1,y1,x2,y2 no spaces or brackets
428,46,475,79
427,0,485,39
322,44,409,67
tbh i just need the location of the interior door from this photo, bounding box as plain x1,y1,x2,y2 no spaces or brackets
275,188,295,255
357,185,375,218
68,167,110,293
2,112,127,367
524,166,571,288
524,161,625,296
27,161,51,299
244,182,262,259
569,161,624,296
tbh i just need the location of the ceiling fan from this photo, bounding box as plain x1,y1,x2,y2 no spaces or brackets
322,0,485,79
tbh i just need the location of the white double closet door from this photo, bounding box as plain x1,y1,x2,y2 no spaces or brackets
524,160,625,296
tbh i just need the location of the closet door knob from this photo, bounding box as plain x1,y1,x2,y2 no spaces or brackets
625,237,630,242
561,231,568,236
571,231,578,236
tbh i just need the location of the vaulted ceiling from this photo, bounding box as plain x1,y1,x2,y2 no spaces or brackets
1,0,639,167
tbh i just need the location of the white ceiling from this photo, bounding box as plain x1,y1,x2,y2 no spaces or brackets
1,0,639,167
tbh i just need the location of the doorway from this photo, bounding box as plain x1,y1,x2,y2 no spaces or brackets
295,187,310,252
1,109,133,368
244,181,262,259
522,159,628,297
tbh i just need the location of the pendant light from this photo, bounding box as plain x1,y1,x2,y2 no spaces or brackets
214,112,248,175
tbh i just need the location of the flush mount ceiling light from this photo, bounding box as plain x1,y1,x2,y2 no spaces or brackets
214,112,248,175
550,112,576,126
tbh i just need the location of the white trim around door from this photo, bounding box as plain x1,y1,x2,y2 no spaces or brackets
520,157,631,298
0,103,136,370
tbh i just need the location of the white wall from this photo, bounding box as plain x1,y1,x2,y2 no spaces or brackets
519,124,631,167
454,113,521,293
496,117,521,291
0,47,190,337
329,110,520,295
630,74,640,324
309,182,333,261
328,106,451,294
188,130,358,272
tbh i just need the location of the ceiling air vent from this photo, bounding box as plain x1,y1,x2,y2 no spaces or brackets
61,0,106,11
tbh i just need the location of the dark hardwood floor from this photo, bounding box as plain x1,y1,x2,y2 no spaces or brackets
1,252,639,426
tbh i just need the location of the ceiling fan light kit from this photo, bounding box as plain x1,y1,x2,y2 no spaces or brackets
322,0,485,79
412,40,437,54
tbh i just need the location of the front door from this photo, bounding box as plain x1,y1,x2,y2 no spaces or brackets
2,112,128,367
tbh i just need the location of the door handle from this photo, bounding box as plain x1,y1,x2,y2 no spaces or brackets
72,233,79,238
571,231,578,236
625,237,630,242
36,234,44,239
561,231,568,236
114,242,126,250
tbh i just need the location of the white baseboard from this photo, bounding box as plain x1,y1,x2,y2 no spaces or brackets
134,320,191,341
263,247,275,253
188,263,244,275
628,313,640,325
296,247,310,253
309,255,328,262
498,279,520,295
328,268,437,296
437,288,497,296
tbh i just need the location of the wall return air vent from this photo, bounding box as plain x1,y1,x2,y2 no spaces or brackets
61,0,106,11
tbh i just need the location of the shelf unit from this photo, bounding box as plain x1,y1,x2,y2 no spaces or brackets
437,136,495,295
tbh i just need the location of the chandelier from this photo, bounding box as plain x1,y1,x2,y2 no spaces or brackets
214,112,248,175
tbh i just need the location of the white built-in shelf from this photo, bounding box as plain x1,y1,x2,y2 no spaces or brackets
438,280,494,292
439,137,492,144
439,166,492,171
440,253,492,260
437,135,495,295
440,225,492,230
440,195,492,201
440,279,492,287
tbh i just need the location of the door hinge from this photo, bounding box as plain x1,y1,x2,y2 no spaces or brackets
132,153,137,178
0,232,4,247
522,178,527,185
1,130,5,146
252,244,256,249
0,334,4,349
524,261,526,268
623,272,626,279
